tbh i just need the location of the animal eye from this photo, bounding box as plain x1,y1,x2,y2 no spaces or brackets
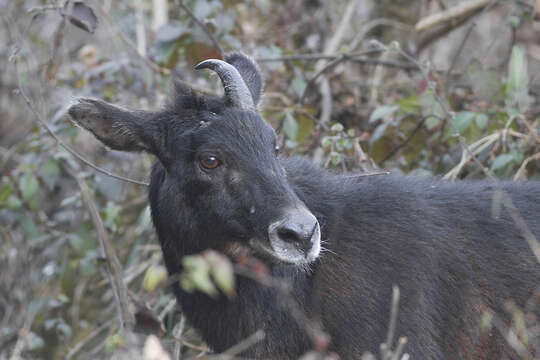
200,155,220,169
274,145,280,155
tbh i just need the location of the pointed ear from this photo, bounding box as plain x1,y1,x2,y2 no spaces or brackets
68,98,157,153
225,52,264,106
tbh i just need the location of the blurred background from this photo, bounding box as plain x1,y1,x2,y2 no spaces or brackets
1,0,539,359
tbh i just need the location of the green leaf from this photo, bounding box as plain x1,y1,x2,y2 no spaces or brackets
491,154,514,171
0,184,12,203
467,60,504,100
19,173,39,203
452,112,476,133
330,123,344,132
330,152,340,166
39,157,60,190
25,332,45,351
506,46,530,111
369,105,399,123
103,202,122,232
397,95,421,114
419,90,444,118
283,112,299,140
206,251,235,298
475,114,489,129
370,122,389,146
425,116,441,130
143,265,168,292
20,216,38,238
321,137,332,148
181,255,218,298
106,332,126,352
295,113,315,144
291,73,306,98
7,195,22,209
56,322,72,337
135,206,152,236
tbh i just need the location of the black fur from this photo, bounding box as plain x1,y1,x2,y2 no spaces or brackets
69,53,540,359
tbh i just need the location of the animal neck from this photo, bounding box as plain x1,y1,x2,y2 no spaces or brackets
171,256,314,356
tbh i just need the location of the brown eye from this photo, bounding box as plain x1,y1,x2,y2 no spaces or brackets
200,155,220,169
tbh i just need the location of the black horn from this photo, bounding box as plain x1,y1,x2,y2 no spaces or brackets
195,59,255,110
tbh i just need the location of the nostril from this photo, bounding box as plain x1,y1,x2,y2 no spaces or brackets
277,227,303,243
275,222,316,247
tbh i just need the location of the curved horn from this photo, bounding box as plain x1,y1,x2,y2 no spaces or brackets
195,59,255,110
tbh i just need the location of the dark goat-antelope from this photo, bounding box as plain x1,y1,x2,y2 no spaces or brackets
69,53,540,359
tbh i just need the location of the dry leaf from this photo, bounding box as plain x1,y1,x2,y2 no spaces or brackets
61,1,98,34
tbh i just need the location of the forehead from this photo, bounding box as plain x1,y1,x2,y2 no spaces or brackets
197,110,276,151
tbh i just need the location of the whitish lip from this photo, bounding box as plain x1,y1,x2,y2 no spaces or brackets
249,221,321,265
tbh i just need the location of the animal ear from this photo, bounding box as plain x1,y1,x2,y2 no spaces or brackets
225,52,264,106
68,98,157,153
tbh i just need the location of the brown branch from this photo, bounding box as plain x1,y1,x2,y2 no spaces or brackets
65,320,113,360
72,173,135,331
175,0,225,59
415,0,491,31
514,152,540,180
255,50,380,62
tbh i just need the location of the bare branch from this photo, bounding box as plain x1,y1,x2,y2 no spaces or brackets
65,320,113,360
72,173,135,330
415,0,492,32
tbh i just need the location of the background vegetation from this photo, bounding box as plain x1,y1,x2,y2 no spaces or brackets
1,0,539,359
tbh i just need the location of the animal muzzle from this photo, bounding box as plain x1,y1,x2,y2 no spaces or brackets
267,207,321,264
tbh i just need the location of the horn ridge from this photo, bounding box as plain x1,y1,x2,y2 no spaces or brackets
195,59,255,110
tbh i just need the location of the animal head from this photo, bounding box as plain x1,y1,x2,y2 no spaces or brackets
68,53,321,266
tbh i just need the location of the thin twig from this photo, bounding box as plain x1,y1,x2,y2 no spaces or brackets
11,17,149,187
173,315,186,360
72,173,135,330
381,115,439,164
446,0,500,77
8,313,34,360
514,152,540,180
300,54,347,104
65,320,113,360
256,50,381,62
175,0,225,59
343,171,390,179
314,0,358,126
219,330,265,359
380,286,401,360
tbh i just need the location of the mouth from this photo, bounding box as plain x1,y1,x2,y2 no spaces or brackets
221,216,322,265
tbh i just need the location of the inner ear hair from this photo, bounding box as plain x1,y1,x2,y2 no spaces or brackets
68,98,153,153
